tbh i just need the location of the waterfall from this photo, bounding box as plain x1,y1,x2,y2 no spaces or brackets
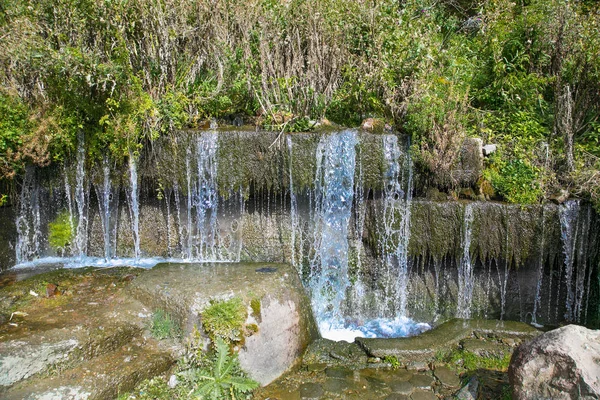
559,200,580,321
287,135,300,272
379,134,413,317
531,207,546,326
194,131,219,260
74,132,88,258
574,206,591,322
457,203,474,318
95,157,113,260
183,149,193,259
63,163,75,255
15,167,41,263
310,130,357,330
128,153,141,259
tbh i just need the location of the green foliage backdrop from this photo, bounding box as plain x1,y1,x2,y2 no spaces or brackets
0,0,599,206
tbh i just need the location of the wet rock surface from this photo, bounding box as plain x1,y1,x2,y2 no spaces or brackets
509,324,600,400
356,318,539,361
0,267,175,399
256,318,539,400
129,262,318,385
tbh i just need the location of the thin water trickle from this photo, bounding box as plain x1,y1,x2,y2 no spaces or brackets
287,135,300,272
379,134,413,317
559,200,580,321
194,132,219,260
63,163,75,255
457,203,474,318
532,207,546,325
96,157,113,260
128,153,141,259
15,167,40,263
74,132,88,258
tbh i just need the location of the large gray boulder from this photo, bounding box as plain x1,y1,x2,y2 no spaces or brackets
509,324,600,399
130,262,319,385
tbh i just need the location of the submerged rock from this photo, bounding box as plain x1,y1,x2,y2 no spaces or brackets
509,324,600,400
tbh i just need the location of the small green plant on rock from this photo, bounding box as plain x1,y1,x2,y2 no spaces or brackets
201,297,247,342
150,310,181,340
178,337,259,400
383,355,401,370
48,211,73,255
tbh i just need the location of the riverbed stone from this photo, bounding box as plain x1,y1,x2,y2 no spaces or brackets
322,377,349,392
509,324,600,400
389,380,415,395
434,365,461,388
410,389,437,400
325,366,353,379
385,394,411,400
409,373,435,390
299,382,325,399
130,262,318,385
461,338,510,357
303,338,369,369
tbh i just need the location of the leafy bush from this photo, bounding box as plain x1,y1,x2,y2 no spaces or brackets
178,337,258,400
485,157,543,204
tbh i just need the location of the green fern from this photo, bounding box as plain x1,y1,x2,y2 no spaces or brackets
180,337,259,400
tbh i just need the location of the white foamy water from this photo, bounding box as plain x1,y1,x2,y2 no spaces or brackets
319,316,431,342
9,256,232,270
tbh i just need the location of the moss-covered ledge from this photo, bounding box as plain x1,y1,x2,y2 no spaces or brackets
366,200,584,269
148,129,393,196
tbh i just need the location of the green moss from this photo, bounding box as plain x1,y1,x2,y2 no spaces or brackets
250,297,261,319
201,297,247,342
439,349,512,373
150,310,181,340
48,211,73,253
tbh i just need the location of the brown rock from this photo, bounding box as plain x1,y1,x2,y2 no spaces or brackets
509,325,600,399
46,283,58,298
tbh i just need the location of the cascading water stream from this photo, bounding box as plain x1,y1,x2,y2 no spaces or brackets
128,153,141,259
379,134,413,317
457,203,474,318
287,135,300,272
185,149,193,259
96,157,113,260
310,130,357,335
531,207,546,326
194,132,219,260
15,167,41,263
559,200,580,322
74,132,88,258
63,163,75,253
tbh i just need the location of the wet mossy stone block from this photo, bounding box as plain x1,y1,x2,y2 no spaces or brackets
355,319,539,361
129,262,318,385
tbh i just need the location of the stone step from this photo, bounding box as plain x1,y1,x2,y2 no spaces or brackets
356,319,540,361
3,343,174,400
